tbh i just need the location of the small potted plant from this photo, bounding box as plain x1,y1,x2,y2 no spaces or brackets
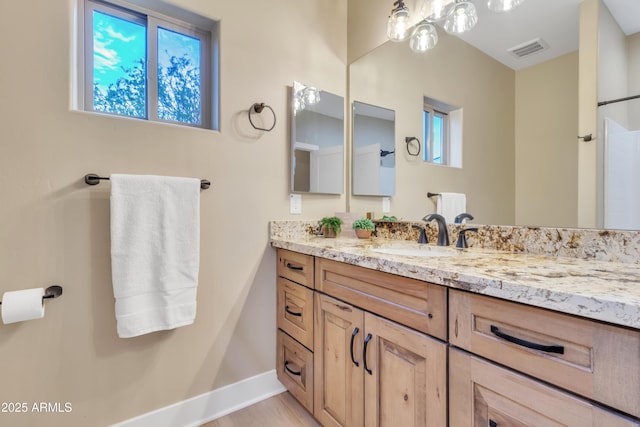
352,218,375,239
320,216,343,238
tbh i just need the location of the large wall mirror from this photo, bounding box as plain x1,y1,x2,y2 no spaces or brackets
291,81,345,194
352,101,396,196
348,0,640,230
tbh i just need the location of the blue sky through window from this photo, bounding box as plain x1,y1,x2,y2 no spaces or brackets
92,11,145,93
157,28,200,71
433,115,443,163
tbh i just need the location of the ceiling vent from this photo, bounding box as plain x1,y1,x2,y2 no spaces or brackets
508,38,549,59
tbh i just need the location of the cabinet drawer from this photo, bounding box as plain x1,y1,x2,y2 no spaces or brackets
276,330,314,413
450,348,639,427
277,278,314,350
315,257,447,340
449,290,640,418
277,249,314,288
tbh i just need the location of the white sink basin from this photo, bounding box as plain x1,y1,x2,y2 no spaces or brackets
369,245,454,258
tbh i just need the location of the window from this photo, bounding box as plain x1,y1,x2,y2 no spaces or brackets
423,105,448,164
423,96,462,167
81,0,218,129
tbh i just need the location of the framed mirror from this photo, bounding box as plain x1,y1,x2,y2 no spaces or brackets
352,101,396,196
290,81,345,194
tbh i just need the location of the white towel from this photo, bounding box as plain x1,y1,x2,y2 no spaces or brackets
110,174,201,338
436,192,466,223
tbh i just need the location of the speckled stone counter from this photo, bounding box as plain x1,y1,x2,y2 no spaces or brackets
270,221,640,330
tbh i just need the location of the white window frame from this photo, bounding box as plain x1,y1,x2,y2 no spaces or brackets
423,103,450,165
79,0,217,130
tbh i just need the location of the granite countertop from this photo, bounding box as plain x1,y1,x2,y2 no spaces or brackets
271,236,640,330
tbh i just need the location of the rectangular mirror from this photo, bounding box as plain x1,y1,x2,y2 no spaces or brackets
352,101,396,196
291,81,344,194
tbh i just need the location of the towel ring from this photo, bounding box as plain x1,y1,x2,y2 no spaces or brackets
405,137,421,157
248,103,276,132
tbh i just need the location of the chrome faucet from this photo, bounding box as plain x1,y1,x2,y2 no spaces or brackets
423,213,449,246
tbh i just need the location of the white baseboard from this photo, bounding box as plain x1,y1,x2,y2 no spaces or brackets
111,370,286,427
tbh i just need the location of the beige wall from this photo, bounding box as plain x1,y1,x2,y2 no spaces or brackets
515,52,579,227
578,0,599,228
349,31,516,224
0,0,346,425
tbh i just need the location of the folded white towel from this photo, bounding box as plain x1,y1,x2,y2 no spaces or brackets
110,174,201,338
436,192,466,223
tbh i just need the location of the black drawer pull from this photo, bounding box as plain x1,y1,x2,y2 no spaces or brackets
284,361,302,376
286,263,304,271
489,420,497,427
350,327,360,367
490,325,564,354
363,333,373,375
285,305,302,317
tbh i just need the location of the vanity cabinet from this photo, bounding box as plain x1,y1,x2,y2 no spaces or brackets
276,248,640,426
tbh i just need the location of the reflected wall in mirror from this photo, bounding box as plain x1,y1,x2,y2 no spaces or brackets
291,81,345,194
352,101,396,196
596,1,640,230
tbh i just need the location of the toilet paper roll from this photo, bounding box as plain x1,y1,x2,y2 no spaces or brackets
1,288,45,324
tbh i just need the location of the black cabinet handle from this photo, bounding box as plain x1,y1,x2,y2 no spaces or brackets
285,305,302,317
490,325,564,354
350,327,360,367
284,361,302,376
363,333,373,375
285,263,304,271
489,420,497,427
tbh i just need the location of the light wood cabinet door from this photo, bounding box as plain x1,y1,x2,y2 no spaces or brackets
449,348,640,427
364,313,447,427
314,293,365,427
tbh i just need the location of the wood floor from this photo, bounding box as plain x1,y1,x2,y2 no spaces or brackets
200,392,320,427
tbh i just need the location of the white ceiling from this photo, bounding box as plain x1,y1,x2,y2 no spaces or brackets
450,0,638,70
602,0,640,35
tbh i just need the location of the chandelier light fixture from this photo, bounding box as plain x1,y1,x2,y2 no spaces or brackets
387,0,525,53
386,0,412,42
487,0,525,13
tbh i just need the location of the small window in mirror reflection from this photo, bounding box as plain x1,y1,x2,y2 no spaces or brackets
423,97,461,167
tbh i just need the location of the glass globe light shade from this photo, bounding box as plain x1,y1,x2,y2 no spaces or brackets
293,96,305,114
487,0,524,13
419,0,455,22
443,1,478,34
303,86,321,105
387,6,411,42
409,21,439,53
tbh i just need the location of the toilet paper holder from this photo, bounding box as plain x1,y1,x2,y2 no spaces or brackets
0,285,63,305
